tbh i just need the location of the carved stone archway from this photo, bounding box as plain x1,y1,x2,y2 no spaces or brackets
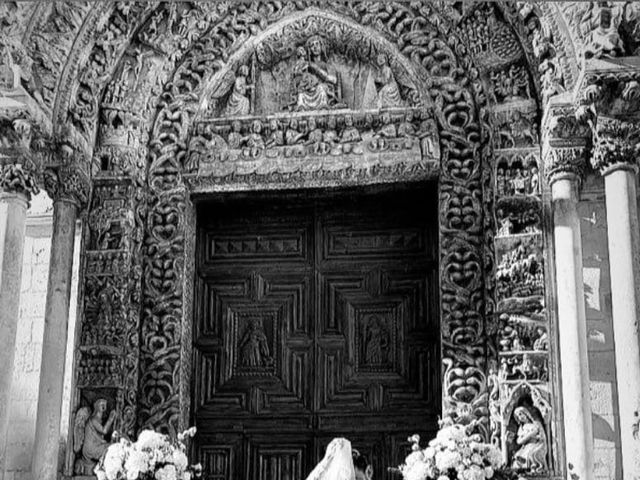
48,2,558,477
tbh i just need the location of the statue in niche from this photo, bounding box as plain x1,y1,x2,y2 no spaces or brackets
363,316,390,366
511,406,548,473
240,319,272,367
512,168,526,195
375,53,404,108
73,398,117,475
290,36,339,111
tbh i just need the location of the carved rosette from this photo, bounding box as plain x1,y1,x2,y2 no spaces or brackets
591,116,640,175
43,164,90,208
0,163,39,199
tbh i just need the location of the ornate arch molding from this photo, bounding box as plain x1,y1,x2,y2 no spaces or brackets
138,3,489,436
60,1,560,477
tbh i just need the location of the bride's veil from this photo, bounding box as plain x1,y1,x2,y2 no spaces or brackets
305,438,355,480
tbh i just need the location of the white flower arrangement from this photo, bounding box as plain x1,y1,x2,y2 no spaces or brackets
393,422,506,480
94,427,202,480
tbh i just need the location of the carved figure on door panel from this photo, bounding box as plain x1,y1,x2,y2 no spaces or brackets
240,319,272,367
364,315,389,366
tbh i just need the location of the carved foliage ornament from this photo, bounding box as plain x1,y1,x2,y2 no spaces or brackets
543,145,587,184
591,116,640,174
0,162,39,198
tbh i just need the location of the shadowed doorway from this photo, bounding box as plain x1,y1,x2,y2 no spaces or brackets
192,184,440,479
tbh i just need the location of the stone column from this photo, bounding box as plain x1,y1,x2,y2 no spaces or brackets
545,146,595,480
0,164,38,476
32,163,89,480
591,116,640,478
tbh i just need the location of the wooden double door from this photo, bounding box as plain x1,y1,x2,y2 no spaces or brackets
193,187,440,480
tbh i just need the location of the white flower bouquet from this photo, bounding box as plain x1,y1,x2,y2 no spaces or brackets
392,422,507,480
94,427,203,480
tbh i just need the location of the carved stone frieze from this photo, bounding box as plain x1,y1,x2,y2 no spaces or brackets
188,108,439,181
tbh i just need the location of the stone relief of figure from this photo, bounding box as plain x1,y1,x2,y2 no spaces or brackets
243,119,265,158
291,36,339,111
364,316,389,365
529,165,540,194
209,65,253,117
224,65,253,116
340,114,361,154
265,118,284,148
511,406,548,473
240,319,272,367
374,53,404,109
73,398,117,475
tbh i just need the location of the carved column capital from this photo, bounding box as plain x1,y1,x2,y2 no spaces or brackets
0,162,39,200
590,116,640,175
543,145,588,186
43,163,91,209
542,98,589,186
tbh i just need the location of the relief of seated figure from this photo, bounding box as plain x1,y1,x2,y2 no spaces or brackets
511,406,548,473
291,36,339,111
73,398,116,475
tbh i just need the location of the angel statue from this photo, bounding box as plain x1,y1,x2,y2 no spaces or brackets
305,438,373,480
73,398,117,475
209,64,253,117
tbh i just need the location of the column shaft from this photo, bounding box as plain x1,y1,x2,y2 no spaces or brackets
31,200,78,480
0,192,29,477
552,176,595,480
603,168,640,478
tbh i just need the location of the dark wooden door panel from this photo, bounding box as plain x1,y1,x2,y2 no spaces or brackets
194,188,439,480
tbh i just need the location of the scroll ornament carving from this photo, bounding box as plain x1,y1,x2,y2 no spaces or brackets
0,163,39,199
590,116,640,174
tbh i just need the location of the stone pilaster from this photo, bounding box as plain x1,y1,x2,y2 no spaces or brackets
32,151,90,480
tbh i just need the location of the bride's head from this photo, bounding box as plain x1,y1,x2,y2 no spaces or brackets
352,450,373,480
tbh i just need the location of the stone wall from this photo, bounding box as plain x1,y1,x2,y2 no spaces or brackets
579,173,623,480
2,193,80,480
